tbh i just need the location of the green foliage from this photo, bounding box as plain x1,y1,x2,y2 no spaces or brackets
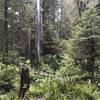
44,20,58,39
44,80,67,100
73,7,100,39
0,1,100,100
0,92,18,100
56,53,81,81
70,7,100,82
40,77,100,100
43,54,60,72
0,63,19,94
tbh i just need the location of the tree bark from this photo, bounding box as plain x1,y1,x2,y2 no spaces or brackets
3,0,8,64
76,0,81,17
59,0,64,37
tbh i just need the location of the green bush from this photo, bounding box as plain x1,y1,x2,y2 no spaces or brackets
0,92,18,100
44,80,67,100
0,63,19,94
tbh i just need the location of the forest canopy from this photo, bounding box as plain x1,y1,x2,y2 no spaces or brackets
0,0,100,100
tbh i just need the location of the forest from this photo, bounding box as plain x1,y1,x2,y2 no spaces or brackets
0,0,100,100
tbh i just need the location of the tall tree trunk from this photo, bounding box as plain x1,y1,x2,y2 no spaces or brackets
59,0,64,37
3,0,8,64
76,0,81,17
89,19,95,83
34,0,42,68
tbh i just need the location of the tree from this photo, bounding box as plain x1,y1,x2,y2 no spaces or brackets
72,7,100,83
75,0,86,17
42,0,61,53
34,0,42,68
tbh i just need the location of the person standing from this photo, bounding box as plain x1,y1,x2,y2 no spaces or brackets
19,60,30,99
